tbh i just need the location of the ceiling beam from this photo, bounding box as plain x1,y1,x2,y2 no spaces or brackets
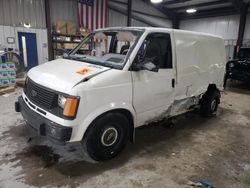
172,0,231,11
109,0,128,6
229,0,244,11
180,7,237,20
163,0,192,6
143,0,180,28
143,0,177,19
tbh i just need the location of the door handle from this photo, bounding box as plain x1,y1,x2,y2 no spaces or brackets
172,78,175,88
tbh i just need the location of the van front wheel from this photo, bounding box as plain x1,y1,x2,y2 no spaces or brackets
200,90,220,117
84,112,129,161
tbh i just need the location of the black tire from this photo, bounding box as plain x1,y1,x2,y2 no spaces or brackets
200,90,220,117
84,112,130,161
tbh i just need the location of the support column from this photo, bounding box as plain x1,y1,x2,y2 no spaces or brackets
127,0,132,27
236,4,247,52
172,16,180,29
45,0,53,61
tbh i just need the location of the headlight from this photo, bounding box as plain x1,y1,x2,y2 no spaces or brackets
229,62,234,68
58,94,67,109
63,97,79,118
58,94,79,118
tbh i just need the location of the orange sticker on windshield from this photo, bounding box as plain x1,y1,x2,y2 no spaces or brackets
77,68,92,75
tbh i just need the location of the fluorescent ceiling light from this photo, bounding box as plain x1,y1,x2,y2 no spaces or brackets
186,8,197,13
150,0,163,3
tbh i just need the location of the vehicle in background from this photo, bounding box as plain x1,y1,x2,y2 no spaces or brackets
225,47,250,85
15,27,226,161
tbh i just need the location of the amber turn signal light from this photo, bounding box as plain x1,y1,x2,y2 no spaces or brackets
63,98,79,118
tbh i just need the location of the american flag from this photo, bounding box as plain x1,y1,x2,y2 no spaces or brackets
78,0,108,31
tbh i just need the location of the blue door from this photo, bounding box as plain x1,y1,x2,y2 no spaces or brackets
18,32,38,70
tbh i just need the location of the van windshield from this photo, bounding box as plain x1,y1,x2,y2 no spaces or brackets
66,29,144,69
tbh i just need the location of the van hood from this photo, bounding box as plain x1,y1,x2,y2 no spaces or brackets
28,59,111,93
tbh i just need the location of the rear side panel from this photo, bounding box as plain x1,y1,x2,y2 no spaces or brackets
173,30,226,100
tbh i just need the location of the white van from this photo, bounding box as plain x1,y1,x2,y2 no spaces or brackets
15,27,226,161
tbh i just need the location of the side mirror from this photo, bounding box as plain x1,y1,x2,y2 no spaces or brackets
63,52,69,58
131,59,159,72
142,61,159,72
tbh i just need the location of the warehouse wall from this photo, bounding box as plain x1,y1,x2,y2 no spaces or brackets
108,0,172,27
108,9,150,27
0,0,48,64
180,15,240,40
50,0,78,26
131,0,172,27
0,25,48,64
179,14,250,60
244,13,250,39
0,0,46,29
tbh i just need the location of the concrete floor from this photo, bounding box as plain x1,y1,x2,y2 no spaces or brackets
0,81,250,188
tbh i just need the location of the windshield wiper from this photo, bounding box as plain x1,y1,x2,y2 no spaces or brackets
65,55,120,69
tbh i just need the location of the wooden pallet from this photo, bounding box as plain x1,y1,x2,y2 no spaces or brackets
0,86,15,95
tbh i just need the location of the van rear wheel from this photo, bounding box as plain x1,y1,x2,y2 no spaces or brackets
200,90,220,117
84,112,129,161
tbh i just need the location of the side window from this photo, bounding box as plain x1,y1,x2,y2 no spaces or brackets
135,33,172,69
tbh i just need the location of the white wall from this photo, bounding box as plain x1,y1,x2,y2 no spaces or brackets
0,25,48,64
0,0,46,29
180,14,250,59
180,15,240,40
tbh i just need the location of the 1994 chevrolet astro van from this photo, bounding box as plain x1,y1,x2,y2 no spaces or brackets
15,27,226,161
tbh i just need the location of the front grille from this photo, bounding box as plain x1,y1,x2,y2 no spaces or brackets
24,78,57,110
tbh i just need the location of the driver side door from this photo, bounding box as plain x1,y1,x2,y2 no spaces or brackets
131,32,175,126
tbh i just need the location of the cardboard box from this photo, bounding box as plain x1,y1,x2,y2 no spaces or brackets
64,43,78,49
67,21,77,35
80,31,90,37
55,21,67,34
53,43,64,49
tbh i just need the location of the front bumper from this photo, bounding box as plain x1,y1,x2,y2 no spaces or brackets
15,96,72,143
226,70,250,81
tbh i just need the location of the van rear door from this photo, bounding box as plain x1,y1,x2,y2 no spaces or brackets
131,32,175,126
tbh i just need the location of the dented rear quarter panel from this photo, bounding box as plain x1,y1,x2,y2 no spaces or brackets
173,30,226,100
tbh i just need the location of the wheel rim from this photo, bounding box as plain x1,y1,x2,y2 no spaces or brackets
101,127,118,147
211,99,217,112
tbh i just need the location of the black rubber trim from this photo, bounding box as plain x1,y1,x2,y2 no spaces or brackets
17,96,72,142
24,77,80,120
226,70,250,81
